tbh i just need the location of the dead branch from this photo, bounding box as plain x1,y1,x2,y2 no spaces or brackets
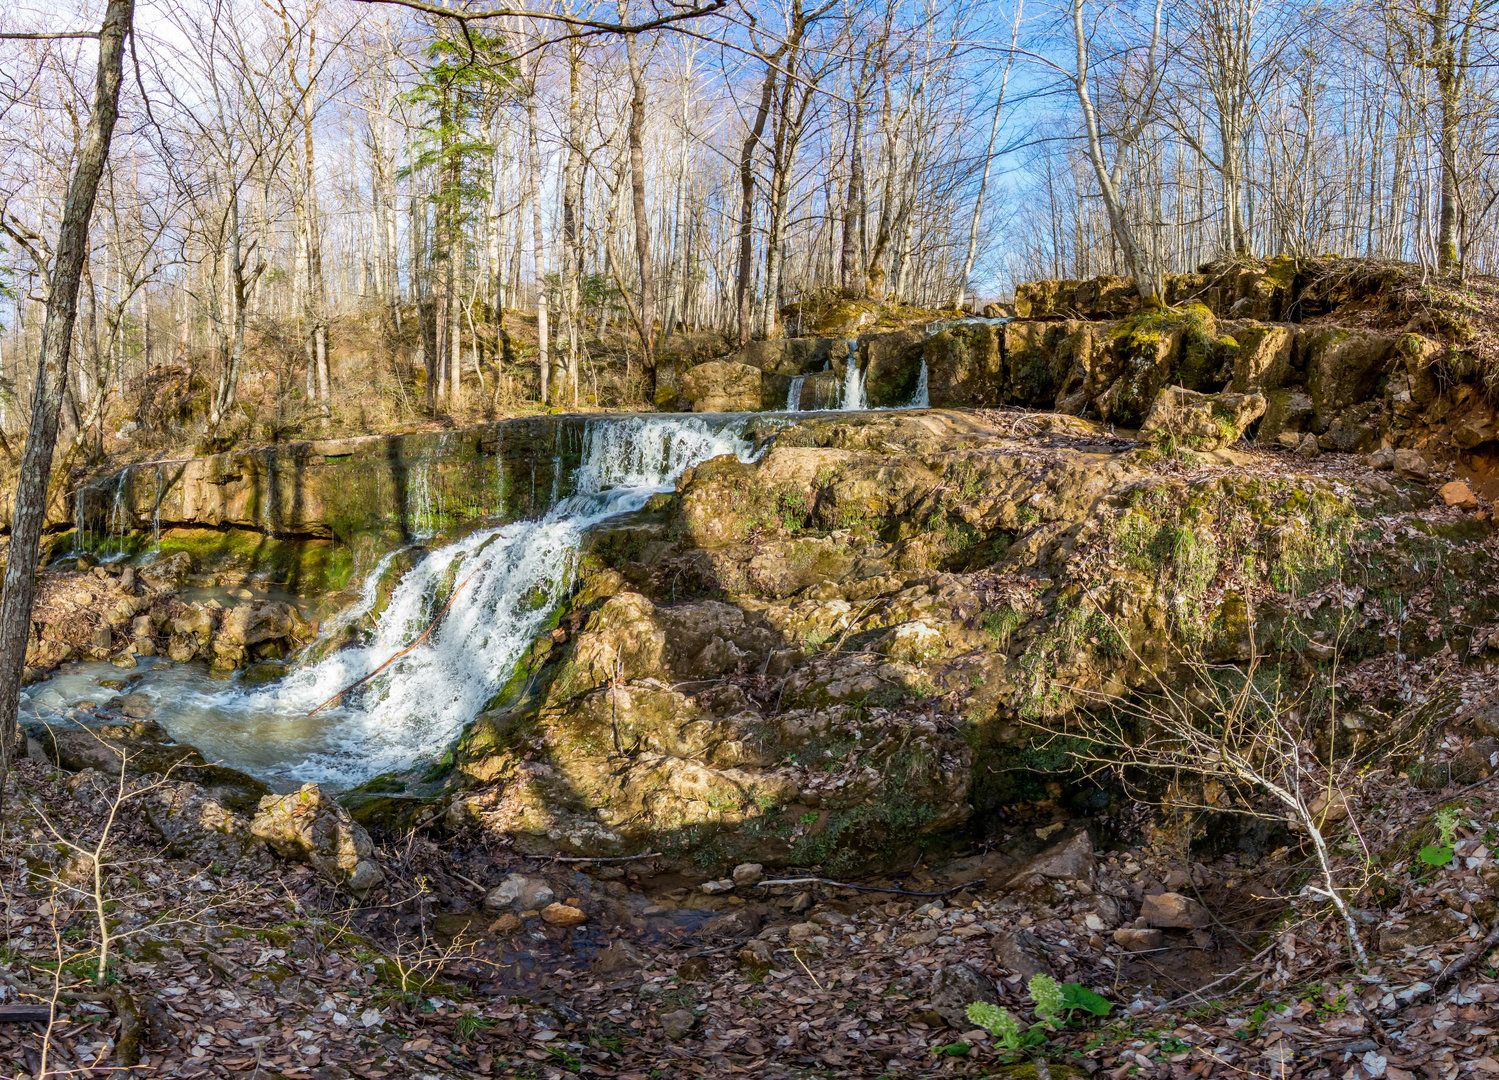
308,571,475,716
753,876,976,897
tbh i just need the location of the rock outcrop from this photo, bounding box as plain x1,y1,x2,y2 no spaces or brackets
23,558,313,679
448,407,1498,870
251,783,385,893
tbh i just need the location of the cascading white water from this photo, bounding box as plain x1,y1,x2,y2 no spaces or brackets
840,340,867,411
907,360,930,408
786,375,806,411
307,546,406,651
133,414,756,788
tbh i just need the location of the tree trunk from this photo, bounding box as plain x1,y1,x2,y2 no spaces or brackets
735,51,780,346
625,30,657,399
840,91,866,298
561,40,585,405
1433,0,1462,273
0,0,133,791
525,83,551,405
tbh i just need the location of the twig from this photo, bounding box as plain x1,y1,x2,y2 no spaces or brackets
791,947,824,991
543,851,662,863
754,876,977,898
308,572,475,716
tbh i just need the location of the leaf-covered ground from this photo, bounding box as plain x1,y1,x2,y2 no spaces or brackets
2,718,1496,1080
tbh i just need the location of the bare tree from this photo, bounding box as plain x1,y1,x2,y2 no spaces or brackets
0,0,134,795
1070,0,1168,305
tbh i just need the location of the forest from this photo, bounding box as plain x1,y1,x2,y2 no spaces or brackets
0,0,1497,1077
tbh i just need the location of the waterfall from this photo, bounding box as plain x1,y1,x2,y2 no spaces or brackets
907,360,930,408
101,469,131,561
840,340,867,411
150,465,165,545
307,546,407,652
786,375,806,411
177,414,756,788
407,461,439,538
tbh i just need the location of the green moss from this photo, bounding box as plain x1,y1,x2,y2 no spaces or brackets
982,605,1025,646
149,527,353,595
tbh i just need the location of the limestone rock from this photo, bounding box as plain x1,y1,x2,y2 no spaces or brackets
118,691,153,719
928,961,997,1029
540,902,587,928
250,783,384,894
216,602,306,647
1140,386,1266,450
483,873,556,913
1139,891,1209,929
1303,328,1395,421
593,939,645,974
679,360,763,413
1394,448,1430,480
31,720,269,814
1439,480,1478,510
731,862,765,886
141,780,259,861
1007,831,1095,888
993,929,1050,979
701,878,735,895
1113,927,1164,952
659,1008,698,1041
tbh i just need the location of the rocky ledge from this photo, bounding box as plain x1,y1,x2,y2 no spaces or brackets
446,407,1498,870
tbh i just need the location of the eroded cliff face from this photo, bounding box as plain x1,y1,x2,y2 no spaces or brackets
447,408,1498,870
672,260,1499,496
62,415,659,596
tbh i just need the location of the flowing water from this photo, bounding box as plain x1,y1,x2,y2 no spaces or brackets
840,339,867,410
24,414,757,790
786,374,806,411
907,360,930,408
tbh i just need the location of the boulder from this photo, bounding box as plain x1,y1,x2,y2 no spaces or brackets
141,780,260,861
993,929,1050,979
1227,323,1294,392
216,602,305,647
1439,480,1478,510
928,961,998,1029
1139,891,1209,929
1140,386,1266,451
679,360,763,413
1394,449,1431,480
483,873,556,913
1007,831,1096,888
250,783,385,894
1303,328,1395,420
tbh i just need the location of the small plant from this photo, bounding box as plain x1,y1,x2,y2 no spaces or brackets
1418,807,1462,868
1028,974,1113,1028
965,977,1112,1058
965,1001,1043,1051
